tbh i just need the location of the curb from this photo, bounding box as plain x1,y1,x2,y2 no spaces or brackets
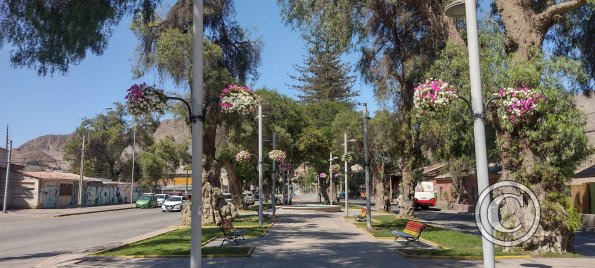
395,249,532,260
120,247,254,258
55,206,135,217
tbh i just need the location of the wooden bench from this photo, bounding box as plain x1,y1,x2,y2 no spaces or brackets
392,221,425,246
353,207,367,222
219,218,247,245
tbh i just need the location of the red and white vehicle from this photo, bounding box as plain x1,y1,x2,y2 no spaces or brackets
413,181,435,210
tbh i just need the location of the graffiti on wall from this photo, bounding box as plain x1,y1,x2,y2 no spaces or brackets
84,182,141,207
40,183,59,208
38,181,139,208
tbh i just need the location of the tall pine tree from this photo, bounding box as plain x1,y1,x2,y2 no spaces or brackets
289,37,357,104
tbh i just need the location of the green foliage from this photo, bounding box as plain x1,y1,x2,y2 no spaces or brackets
64,104,156,180
524,87,592,179
0,0,147,75
289,36,357,104
297,128,331,171
154,28,192,84
330,109,363,152
547,3,595,93
300,100,352,138
133,0,261,85
138,136,190,190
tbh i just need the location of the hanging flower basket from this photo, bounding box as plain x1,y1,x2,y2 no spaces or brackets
495,87,544,122
351,164,363,173
268,150,286,162
413,79,458,113
341,152,354,162
219,84,259,115
235,150,252,162
280,163,292,172
331,164,340,173
125,83,168,116
319,173,327,179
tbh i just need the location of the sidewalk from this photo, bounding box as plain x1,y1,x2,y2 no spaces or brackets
48,204,418,267
4,203,135,218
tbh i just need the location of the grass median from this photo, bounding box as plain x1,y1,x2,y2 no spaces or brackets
98,214,274,257
351,215,580,258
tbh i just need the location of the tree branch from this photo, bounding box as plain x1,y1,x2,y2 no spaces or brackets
534,0,587,30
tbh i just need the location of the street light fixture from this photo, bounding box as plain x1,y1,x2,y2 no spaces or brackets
444,1,495,267
342,135,358,216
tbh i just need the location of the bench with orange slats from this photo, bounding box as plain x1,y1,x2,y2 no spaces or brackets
353,207,367,222
392,221,425,246
219,218,247,245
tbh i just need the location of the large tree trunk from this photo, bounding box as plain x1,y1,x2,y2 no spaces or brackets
450,175,468,205
223,159,243,209
373,162,390,211
320,177,331,204
399,169,416,217
489,0,586,253
495,0,587,62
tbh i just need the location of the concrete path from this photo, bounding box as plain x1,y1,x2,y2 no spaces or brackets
61,207,417,267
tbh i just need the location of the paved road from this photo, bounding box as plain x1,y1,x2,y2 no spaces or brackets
0,207,180,267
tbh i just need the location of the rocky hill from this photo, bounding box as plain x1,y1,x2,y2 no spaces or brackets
17,134,72,170
154,119,191,143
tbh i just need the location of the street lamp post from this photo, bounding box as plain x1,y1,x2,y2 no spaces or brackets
363,103,372,230
344,133,349,216
257,102,264,228
271,132,277,216
189,0,213,267
343,134,358,217
445,1,495,267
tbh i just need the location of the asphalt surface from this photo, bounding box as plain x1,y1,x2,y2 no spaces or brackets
0,207,180,267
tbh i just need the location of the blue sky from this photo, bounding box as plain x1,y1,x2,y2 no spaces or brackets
0,0,376,148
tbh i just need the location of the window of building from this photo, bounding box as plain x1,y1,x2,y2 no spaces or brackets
59,183,73,196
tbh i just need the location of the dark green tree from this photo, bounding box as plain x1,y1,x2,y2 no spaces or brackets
279,0,464,217
289,37,357,104
138,136,190,191
64,104,158,180
0,0,153,75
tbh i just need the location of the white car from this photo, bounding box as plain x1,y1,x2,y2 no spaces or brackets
156,194,169,207
162,196,186,212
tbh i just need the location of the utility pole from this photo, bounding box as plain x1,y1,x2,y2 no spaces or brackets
363,103,372,230
271,132,276,216
78,134,86,208
3,141,12,213
5,125,8,149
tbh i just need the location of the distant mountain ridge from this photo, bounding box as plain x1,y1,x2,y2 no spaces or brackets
16,134,72,170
